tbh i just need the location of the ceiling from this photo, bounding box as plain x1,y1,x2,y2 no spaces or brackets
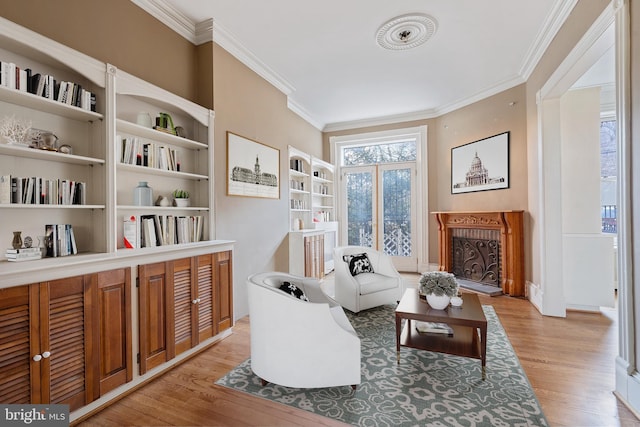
133,0,578,131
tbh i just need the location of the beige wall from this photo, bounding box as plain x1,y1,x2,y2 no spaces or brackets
0,0,198,102
0,1,324,318
324,84,527,270
212,44,323,316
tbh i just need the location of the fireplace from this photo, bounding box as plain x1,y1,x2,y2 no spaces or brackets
433,211,524,296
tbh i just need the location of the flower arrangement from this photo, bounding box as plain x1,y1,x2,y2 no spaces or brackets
419,271,458,297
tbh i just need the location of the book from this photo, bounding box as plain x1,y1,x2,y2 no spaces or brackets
6,251,42,259
7,253,42,262
123,215,139,249
6,247,41,254
415,321,454,336
0,175,10,204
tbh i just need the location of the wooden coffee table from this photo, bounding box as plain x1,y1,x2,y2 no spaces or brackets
395,288,488,379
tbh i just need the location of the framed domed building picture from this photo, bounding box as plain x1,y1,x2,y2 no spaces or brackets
451,131,510,194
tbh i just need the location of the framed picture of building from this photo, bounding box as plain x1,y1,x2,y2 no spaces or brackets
451,131,510,194
227,131,280,199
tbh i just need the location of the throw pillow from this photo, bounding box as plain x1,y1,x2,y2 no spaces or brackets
279,281,309,301
343,252,374,276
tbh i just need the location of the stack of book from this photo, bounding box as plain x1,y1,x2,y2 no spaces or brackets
415,321,454,337
5,247,42,262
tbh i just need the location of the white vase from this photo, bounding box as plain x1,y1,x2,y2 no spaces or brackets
426,293,450,310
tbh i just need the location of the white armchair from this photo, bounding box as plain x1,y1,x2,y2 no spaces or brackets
333,246,404,313
247,272,361,389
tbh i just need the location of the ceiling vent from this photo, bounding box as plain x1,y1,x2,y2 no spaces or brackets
376,13,437,51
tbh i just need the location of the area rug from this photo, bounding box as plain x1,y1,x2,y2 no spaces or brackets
216,305,548,427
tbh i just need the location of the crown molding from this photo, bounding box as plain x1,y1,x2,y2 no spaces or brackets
519,0,578,79
195,18,213,45
211,22,295,96
287,99,324,130
323,74,525,132
131,0,197,43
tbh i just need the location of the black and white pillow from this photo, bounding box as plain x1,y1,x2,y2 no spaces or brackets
279,281,309,301
342,253,374,276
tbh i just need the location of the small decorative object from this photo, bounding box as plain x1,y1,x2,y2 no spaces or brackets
0,115,32,146
172,189,190,207
23,235,33,248
174,126,186,138
419,271,458,310
155,195,170,207
133,181,153,206
136,112,153,128
450,296,463,307
38,131,58,151
154,112,177,135
11,231,22,250
58,144,73,154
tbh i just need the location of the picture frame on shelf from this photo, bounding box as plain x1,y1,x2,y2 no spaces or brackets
227,131,280,199
451,131,510,194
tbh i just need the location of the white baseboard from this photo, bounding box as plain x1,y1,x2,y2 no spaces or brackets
615,357,640,419
527,280,543,314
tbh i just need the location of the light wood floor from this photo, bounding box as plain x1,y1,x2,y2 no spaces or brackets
76,275,639,427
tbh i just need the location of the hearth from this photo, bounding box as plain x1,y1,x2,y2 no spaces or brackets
433,210,525,296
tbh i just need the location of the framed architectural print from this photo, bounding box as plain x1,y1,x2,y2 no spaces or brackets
227,131,280,199
451,131,510,194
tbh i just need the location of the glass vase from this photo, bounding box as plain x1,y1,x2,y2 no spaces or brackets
12,231,22,249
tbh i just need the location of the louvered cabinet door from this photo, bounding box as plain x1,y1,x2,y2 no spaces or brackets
95,268,132,396
138,262,169,375
169,258,195,357
42,275,94,412
214,251,233,332
195,254,215,342
0,285,33,404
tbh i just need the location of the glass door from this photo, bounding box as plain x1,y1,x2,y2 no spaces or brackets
341,163,417,271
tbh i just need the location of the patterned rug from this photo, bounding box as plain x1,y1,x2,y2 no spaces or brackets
216,305,548,427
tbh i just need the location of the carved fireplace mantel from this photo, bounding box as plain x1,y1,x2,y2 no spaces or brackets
433,210,524,296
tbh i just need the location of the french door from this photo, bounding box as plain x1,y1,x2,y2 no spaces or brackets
341,162,417,271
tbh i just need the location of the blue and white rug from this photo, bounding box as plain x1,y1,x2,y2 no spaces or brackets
216,305,548,426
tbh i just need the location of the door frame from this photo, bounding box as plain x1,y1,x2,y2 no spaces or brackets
330,125,428,272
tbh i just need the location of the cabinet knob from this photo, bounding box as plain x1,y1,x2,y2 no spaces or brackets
42,351,51,358
33,354,42,362
192,299,198,304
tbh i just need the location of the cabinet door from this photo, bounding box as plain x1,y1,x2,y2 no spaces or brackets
95,268,132,396
169,257,196,357
138,262,169,374
195,254,215,342
214,251,233,332
0,285,32,404
42,275,94,412
304,234,324,279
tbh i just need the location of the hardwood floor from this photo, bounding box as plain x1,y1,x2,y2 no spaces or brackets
76,275,639,427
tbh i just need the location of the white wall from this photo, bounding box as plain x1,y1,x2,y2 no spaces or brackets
560,87,615,310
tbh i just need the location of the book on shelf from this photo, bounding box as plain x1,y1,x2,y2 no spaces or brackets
129,214,204,248
415,321,454,336
6,247,41,254
6,252,42,262
0,175,10,204
45,224,77,258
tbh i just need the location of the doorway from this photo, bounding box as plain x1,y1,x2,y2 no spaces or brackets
341,162,417,271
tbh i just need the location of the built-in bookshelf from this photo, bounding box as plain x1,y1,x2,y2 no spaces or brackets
0,16,216,275
0,18,107,262
288,146,311,231
113,68,214,252
311,156,335,223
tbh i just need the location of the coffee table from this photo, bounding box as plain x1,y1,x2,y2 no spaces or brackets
395,288,488,379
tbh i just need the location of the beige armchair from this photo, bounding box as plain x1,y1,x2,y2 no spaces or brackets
333,246,404,313
247,272,361,389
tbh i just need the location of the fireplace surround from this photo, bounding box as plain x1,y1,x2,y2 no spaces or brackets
433,211,524,296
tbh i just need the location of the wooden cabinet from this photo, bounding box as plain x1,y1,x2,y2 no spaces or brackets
214,250,233,332
0,269,131,412
139,250,233,374
93,268,132,396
